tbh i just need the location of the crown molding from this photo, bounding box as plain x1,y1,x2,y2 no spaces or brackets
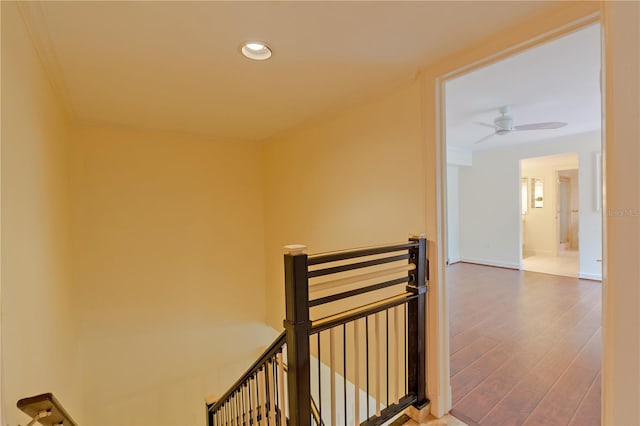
16,1,76,119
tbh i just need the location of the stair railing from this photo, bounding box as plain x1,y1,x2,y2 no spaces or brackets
284,235,429,426
208,235,429,426
207,331,287,426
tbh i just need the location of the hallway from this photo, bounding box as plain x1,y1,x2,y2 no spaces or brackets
448,263,601,425
522,248,579,278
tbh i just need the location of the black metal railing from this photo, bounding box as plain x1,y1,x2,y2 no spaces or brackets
207,332,288,426
208,236,428,426
285,236,429,426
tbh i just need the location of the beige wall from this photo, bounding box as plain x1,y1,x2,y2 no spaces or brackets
602,2,640,425
1,1,639,425
70,123,273,425
1,2,80,423
263,79,427,330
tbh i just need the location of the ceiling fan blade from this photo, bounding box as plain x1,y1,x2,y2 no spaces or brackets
473,121,499,130
513,122,568,131
474,133,496,144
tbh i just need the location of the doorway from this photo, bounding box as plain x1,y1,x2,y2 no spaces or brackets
519,153,589,278
558,169,579,249
442,23,602,425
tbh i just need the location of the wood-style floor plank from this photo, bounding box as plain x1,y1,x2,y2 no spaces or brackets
522,328,601,425
569,373,601,426
448,263,601,426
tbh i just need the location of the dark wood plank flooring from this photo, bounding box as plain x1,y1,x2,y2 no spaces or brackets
447,263,601,426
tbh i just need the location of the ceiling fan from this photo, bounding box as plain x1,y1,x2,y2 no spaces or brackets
473,106,567,144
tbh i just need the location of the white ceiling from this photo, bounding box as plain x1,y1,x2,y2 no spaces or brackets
31,1,563,142
445,23,601,151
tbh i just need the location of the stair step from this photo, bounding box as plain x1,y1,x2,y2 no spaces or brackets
387,414,412,426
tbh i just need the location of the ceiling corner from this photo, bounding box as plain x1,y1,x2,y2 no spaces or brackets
16,1,76,119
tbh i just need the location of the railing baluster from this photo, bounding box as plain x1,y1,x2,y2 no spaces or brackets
236,391,240,426
375,311,381,417
365,315,370,419
271,358,277,426
231,393,235,426
404,303,407,395
252,375,258,425
329,327,337,426
394,305,400,405
353,320,360,425
386,309,389,409
243,384,247,426
317,332,322,423
247,382,251,425
343,323,347,426
268,360,276,425
263,366,270,425
274,357,280,426
248,382,252,425
258,368,265,426
277,352,286,426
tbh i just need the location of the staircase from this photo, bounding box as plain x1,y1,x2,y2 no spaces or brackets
207,236,429,426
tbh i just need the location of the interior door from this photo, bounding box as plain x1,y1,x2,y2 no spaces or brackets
558,176,571,245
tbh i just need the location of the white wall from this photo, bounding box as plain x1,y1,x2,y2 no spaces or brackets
446,166,460,263
458,147,522,268
458,131,602,278
1,3,81,423
71,123,275,425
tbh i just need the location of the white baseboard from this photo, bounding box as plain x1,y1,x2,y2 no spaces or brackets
578,272,602,281
460,258,521,270
447,257,462,265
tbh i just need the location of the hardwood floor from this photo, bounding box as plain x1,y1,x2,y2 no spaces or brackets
447,263,601,426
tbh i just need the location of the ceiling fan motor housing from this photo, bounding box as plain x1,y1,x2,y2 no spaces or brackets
494,114,514,133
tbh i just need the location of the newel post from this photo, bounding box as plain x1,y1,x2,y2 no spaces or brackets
283,245,312,426
407,234,429,408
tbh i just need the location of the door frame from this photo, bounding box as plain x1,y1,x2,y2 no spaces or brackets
421,3,603,418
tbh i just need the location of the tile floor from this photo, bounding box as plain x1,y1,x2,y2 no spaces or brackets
522,248,579,277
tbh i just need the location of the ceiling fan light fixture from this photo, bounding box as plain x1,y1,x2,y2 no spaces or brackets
494,116,513,131
241,41,272,61
472,106,568,144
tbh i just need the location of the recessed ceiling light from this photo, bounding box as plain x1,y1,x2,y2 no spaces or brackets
241,41,272,61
